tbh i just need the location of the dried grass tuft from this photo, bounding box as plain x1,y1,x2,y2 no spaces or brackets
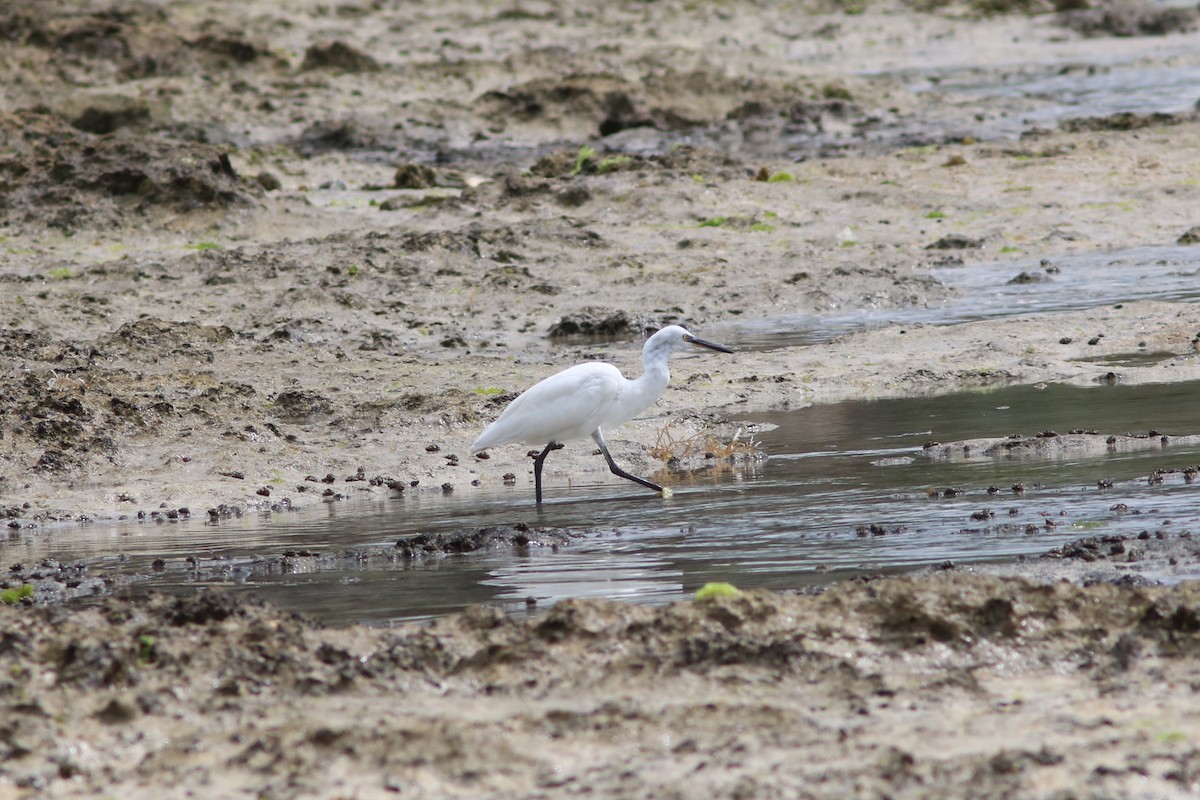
648,424,763,463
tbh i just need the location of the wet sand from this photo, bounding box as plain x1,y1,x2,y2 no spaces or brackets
3,0,1200,796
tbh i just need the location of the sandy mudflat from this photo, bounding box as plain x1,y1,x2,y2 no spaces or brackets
2,0,1200,796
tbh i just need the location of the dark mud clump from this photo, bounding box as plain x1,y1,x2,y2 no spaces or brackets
0,319,245,483
547,308,636,337
0,110,256,233
0,591,320,694
1060,110,1196,134
529,144,746,180
476,70,721,139
2,559,133,606
0,0,272,80
1043,534,1131,563
6,364,119,477
102,318,235,355
300,39,380,73
1059,2,1200,38
392,163,438,189
394,525,577,556
925,233,984,250
270,389,336,423
983,529,1200,588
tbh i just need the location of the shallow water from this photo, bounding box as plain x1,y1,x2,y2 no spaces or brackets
852,23,1200,145
930,63,1200,130
726,244,1200,350
6,380,1198,625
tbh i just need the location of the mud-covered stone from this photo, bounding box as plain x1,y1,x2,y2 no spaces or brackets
0,111,255,232
300,40,380,72
547,308,634,337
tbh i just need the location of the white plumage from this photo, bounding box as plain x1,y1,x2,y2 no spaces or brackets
471,324,733,504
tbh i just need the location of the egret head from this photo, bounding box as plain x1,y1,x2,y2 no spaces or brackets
643,325,734,365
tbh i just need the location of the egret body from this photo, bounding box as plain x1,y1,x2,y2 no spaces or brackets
471,325,733,505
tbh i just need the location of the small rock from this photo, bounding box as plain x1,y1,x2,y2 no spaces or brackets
301,40,380,72
1177,225,1200,245
378,196,411,211
69,95,151,135
95,698,138,724
925,234,983,250
255,171,282,191
1008,271,1049,285
548,308,633,337
394,164,436,189
556,185,592,208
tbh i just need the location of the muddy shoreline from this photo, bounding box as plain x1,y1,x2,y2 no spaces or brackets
3,0,1200,796
2,2,1200,525
5,563,1200,798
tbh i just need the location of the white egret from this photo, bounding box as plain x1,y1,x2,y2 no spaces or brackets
471,325,734,505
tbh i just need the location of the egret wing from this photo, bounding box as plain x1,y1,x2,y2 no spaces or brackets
471,363,623,450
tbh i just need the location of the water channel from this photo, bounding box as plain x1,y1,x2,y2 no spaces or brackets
5,377,1197,626
725,245,1200,349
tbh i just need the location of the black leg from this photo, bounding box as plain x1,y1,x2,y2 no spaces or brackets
532,442,564,505
592,430,664,495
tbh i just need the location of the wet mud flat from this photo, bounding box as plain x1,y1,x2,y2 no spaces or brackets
4,564,1200,798
4,530,1200,797
3,0,1200,795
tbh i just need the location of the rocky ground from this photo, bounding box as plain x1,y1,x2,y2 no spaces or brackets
3,0,1200,797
